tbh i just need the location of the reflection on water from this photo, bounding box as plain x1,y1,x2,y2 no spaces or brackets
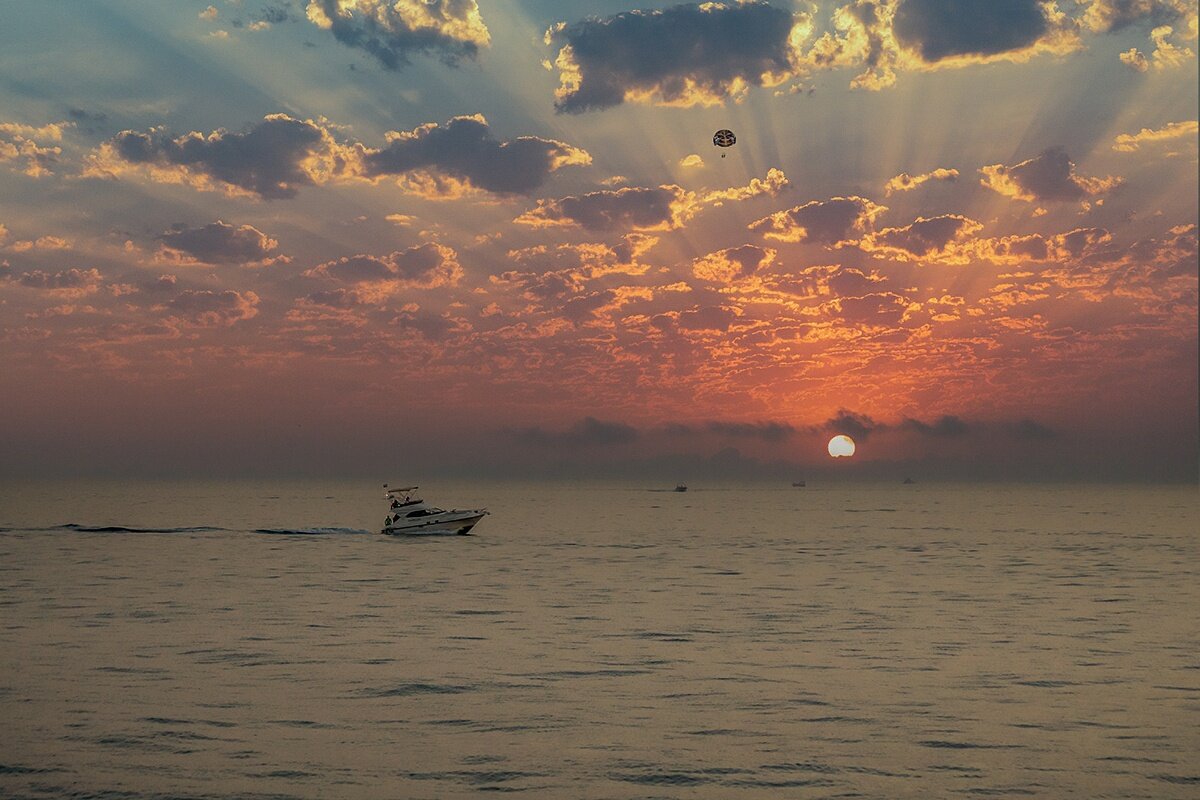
1,481,1197,798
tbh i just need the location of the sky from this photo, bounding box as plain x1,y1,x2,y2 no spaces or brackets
0,0,1197,481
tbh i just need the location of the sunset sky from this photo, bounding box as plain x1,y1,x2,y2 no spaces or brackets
1,0,1197,480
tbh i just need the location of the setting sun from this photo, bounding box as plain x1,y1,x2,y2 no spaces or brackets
828,435,856,458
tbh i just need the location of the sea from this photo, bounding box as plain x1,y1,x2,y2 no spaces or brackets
1,480,1197,799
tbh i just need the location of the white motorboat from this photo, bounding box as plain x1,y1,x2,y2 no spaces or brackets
380,485,489,536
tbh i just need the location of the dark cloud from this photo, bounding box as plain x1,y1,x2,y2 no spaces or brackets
303,288,366,308
515,416,639,447
562,289,617,322
167,289,260,326
980,146,1120,203
706,421,795,441
6,267,101,291
825,413,1056,443
823,409,879,440
519,185,689,231
106,115,330,199
360,115,589,196
305,0,490,70
868,214,981,257
314,255,394,283
902,415,970,437
392,308,457,340
1058,227,1114,258
98,114,587,200
892,0,1048,62
547,1,802,112
157,221,281,265
833,292,909,325
67,108,108,134
749,196,885,245
257,3,292,24
1007,418,1056,440
827,266,886,296
307,244,461,288
676,304,740,332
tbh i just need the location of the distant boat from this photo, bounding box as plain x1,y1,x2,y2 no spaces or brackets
380,485,489,536
673,484,688,492
903,477,915,485
792,480,806,487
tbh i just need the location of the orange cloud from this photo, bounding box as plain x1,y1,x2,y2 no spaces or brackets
692,244,777,283
884,167,959,195
1112,120,1198,152
0,121,69,177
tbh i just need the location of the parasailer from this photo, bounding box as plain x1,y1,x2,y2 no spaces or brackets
713,128,736,157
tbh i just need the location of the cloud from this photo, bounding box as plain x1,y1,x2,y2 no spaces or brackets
674,304,742,332
517,169,787,232
1120,46,1151,69
1108,120,1195,153
823,409,880,440
306,243,462,294
1143,23,1197,69
546,1,808,112
505,234,659,281
749,196,887,245
902,414,970,437
1113,20,1190,69
6,235,72,252
1007,418,1057,440
679,154,704,168
799,0,1082,90
692,244,777,282
892,0,1051,62
2,267,102,298
392,306,460,341
305,0,490,69
980,147,1122,203
89,114,587,200
862,214,984,261
706,420,795,441
0,121,69,177
156,221,283,266
517,185,696,231
700,167,790,204
354,114,590,196
167,289,260,326
1079,0,1193,33
515,416,639,446
88,114,342,199
884,167,959,195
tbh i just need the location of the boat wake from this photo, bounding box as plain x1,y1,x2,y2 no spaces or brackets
1,524,370,536
52,523,228,534
254,527,370,536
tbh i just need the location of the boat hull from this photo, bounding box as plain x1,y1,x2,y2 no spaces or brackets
381,512,486,536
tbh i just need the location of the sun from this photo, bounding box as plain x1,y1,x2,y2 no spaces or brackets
827,434,856,458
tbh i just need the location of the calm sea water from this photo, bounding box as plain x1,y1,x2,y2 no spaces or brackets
1,480,1197,799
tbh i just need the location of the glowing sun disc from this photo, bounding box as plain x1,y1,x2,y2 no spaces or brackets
827,435,856,458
